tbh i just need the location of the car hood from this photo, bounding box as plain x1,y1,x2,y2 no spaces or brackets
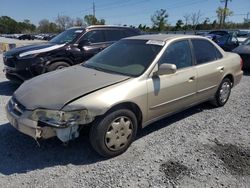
232,45,250,55
14,65,130,110
4,43,65,57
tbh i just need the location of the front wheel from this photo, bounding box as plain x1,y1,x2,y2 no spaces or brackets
213,78,232,107
89,109,138,158
47,61,70,72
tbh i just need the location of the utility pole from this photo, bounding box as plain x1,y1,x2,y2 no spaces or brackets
222,0,229,27
93,2,95,17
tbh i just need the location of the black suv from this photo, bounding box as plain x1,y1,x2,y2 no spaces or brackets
3,25,140,82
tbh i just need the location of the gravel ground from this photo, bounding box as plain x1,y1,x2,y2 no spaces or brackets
0,51,249,187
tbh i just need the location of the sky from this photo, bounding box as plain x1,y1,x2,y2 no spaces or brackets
0,0,249,26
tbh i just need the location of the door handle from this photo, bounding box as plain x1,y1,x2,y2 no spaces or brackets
188,76,195,82
217,66,224,72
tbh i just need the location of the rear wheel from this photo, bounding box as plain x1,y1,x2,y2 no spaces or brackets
47,61,70,72
213,78,232,107
89,109,137,157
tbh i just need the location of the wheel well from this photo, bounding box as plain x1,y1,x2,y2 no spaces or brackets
49,59,73,66
224,74,234,87
107,102,143,129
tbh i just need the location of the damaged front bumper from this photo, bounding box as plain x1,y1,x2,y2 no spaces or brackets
5,98,93,142
6,106,57,140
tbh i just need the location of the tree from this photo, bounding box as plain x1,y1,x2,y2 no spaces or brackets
75,17,86,27
84,15,105,25
151,9,169,31
38,19,58,33
38,19,50,33
212,20,218,29
55,15,74,31
0,16,19,33
183,14,190,27
190,10,202,30
138,24,150,32
0,16,37,34
18,19,36,33
174,19,184,31
216,6,233,27
200,17,211,30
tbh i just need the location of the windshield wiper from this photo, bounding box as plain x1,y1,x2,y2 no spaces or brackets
83,64,132,77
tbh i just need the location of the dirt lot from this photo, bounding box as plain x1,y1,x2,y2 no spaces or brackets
0,49,249,187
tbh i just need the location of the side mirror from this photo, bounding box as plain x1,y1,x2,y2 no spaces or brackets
154,63,177,76
78,39,90,48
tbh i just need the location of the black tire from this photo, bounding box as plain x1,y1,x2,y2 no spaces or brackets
47,61,70,72
89,109,138,158
213,78,232,107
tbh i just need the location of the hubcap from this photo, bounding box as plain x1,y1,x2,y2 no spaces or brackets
219,81,231,103
105,116,133,151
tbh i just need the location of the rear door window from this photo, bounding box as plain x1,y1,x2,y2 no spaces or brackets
191,39,220,64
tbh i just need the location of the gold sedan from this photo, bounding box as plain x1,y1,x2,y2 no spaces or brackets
6,34,243,157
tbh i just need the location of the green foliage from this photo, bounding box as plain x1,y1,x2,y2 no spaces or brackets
216,6,233,26
0,16,36,34
173,20,184,31
84,15,105,26
151,9,169,31
138,24,151,32
38,19,59,33
0,16,19,34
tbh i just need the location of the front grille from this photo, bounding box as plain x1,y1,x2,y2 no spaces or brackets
8,97,26,117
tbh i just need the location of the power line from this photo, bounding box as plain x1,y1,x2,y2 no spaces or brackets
101,0,208,26
102,0,207,20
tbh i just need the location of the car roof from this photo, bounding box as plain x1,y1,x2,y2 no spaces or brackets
67,27,85,30
86,25,137,30
125,34,205,42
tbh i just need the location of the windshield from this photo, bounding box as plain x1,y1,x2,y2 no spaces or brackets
83,39,163,77
50,28,84,44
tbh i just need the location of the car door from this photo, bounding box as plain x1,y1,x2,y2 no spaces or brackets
147,40,197,120
77,30,107,61
191,39,224,101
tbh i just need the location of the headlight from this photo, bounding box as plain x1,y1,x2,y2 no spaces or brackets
30,109,88,127
18,53,39,59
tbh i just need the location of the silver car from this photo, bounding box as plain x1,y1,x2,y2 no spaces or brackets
6,34,243,157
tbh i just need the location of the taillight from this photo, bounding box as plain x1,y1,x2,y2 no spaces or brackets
240,58,243,69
